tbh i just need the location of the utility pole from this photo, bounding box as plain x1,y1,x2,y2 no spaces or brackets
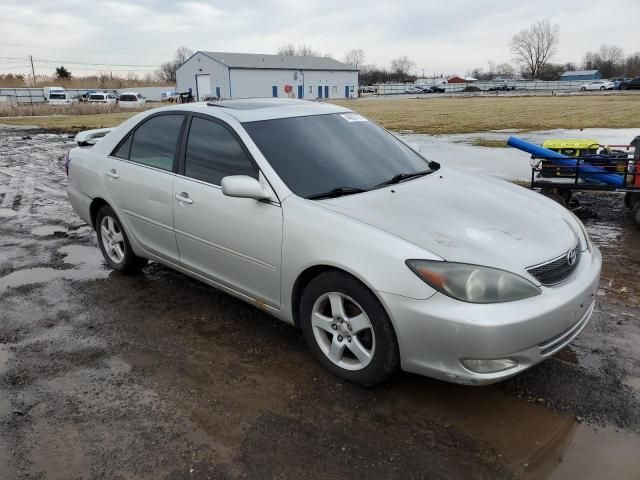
29,55,36,84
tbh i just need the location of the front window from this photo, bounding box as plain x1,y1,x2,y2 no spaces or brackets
49,93,66,100
89,95,104,101
243,113,436,198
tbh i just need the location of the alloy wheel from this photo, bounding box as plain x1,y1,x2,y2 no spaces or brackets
100,215,125,264
311,292,376,370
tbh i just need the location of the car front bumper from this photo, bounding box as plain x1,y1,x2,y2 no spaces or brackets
378,246,602,385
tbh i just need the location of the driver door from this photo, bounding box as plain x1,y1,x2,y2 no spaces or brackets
172,115,283,308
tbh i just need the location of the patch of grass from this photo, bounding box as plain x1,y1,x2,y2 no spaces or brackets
331,95,640,134
464,138,508,148
0,111,138,133
2,95,640,135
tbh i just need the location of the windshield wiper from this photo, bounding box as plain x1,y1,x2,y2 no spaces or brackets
307,186,368,200
373,170,432,189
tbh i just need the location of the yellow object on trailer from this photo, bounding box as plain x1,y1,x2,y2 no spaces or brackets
542,139,600,157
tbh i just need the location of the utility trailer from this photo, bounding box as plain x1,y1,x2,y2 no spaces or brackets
508,136,640,228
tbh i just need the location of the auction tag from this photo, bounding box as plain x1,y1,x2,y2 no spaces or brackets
340,113,368,122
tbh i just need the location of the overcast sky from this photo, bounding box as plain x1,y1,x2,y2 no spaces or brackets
1,0,639,77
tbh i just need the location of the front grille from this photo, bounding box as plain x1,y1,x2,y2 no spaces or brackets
527,242,582,286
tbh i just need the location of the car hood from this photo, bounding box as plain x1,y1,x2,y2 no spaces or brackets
317,169,580,275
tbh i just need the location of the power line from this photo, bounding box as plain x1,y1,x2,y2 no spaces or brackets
34,58,161,67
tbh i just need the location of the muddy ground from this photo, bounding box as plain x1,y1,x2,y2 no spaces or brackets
0,127,639,480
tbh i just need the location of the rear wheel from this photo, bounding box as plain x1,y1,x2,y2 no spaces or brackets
300,271,399,386
633,202,640,229
600,86,606,91
95,205,147,273
580,86,586,92
624,192,640,211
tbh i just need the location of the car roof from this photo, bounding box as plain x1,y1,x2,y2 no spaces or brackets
154,98,352,122
119,92,140,96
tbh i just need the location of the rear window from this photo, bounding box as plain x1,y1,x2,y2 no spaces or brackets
119,94,137,101
89,94,104,100
49,93,66,100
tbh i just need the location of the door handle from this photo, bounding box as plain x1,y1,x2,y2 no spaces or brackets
106,169,119,179
175,192,193,204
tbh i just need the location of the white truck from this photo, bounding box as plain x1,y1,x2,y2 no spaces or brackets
44,86,76,105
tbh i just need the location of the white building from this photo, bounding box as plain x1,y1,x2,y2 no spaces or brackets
176,51,358,101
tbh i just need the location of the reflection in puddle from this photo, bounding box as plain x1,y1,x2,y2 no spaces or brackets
0,245,108,293
386,377,640,480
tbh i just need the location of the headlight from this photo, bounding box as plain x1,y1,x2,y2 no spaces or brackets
406,260,541,303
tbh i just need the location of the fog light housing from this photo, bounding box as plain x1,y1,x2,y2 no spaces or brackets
461,358,518,374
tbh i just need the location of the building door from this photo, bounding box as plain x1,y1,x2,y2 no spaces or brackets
324,86,329,99
298,85,303,99
215,86,221,98
345,86,350,98
317,86,323,99
272,86,278,97
195,74,211,101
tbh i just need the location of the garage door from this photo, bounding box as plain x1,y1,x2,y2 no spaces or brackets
196,74,211,101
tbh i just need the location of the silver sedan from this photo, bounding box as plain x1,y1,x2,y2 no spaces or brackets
67,99,601,386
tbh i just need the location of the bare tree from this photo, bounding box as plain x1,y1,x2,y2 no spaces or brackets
157,46,194,83
510,19,559,79
496,63,515,78
390,56,416,77
343,49,365,69
598,44,624,77
277,44,322,57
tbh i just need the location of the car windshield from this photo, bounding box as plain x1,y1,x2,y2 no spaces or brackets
120,95,137,101
49,93,66,99
243,113,436,198
89,95,104,100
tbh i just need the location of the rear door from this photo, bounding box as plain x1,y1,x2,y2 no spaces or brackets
104,113,186,262
172,114,283,307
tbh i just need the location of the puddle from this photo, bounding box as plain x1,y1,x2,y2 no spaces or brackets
384,377,640,480
0,245,108,293
402,128,640,181
31,225,68,236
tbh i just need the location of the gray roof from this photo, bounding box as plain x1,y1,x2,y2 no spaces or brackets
198,51,357,71
560,70,599,77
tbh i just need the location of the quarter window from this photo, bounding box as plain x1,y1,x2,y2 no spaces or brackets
127,114,183,171
184,117,257,185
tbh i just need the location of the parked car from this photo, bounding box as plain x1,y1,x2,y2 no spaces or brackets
161,91,180,102
118,92,145,108
619,77,640,90
579,80,615,91
429,85,446,93
404,86,423,94
45,87,76,105
87,92,117,105
358,86,376,94
67,99,601,386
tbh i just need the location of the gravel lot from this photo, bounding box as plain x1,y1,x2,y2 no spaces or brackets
1,127,639,479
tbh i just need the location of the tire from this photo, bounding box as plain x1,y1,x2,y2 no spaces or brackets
580,87,586,92
621,85,629,90
600,86,605,91
299,271,400,386
624,192,640,211
95,205,148,274
633,201,640,229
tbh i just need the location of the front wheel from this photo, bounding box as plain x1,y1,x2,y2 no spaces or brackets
580,87,586,92
300,271,399,386
95,205,148,273
600,86,606,91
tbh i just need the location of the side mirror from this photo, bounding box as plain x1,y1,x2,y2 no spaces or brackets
221,175,270,200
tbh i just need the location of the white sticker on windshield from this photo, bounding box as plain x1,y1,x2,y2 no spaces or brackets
340,113,368,123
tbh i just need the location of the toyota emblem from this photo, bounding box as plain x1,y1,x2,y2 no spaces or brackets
566,249,577,266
